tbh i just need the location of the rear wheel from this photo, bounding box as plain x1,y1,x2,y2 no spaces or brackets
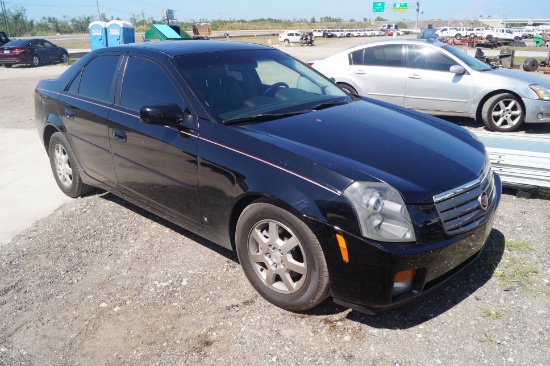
235,201,330,312
48,132,94,197
482,93,524,132
284,39,289,46
455,33,462,40
4,64,13,68
31,55,40,67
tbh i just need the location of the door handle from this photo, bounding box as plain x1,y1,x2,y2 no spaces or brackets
112,129,127,142
64,108,74,120
409,74,422,79
354,70,366,75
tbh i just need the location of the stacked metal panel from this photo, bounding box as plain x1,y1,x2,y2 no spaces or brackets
473,131,550,188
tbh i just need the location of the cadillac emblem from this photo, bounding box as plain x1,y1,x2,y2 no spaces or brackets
478,191,489,211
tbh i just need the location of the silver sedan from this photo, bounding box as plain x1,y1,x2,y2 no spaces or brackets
309,39,550,132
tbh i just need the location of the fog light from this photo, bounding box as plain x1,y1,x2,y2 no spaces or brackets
392,269,416,296
537,113,544,120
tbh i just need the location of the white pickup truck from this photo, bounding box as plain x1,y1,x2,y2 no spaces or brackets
479,28,523,41
436,27,477,39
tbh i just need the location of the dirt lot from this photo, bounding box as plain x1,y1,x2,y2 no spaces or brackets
1,39,550,365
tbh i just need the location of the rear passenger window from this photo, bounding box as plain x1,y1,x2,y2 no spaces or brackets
76,55,120,102
359,45,403,67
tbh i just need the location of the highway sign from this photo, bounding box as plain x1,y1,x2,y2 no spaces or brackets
393,2,408,12
373,2,385,12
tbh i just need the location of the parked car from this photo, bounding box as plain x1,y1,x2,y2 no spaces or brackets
278,30,301,45
309,38,550,132
0,38,69,67
0,31,9,46
378,28,393,36
35,41,501,315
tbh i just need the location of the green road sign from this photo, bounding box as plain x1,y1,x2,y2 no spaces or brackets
372,2,385,12
393,2,408,12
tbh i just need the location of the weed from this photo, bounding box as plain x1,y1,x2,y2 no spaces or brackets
483,331,502,345
483,307,502,319
505,240,533,252
494,258,538,285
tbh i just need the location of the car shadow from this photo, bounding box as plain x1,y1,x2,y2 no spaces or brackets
97,191,505,327
98,191,239,262
444,116,550,135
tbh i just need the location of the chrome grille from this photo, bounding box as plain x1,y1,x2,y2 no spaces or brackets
433,164,496,235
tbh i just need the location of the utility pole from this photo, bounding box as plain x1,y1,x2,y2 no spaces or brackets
1,0,11,36
415,2,420,29
96,0,101,21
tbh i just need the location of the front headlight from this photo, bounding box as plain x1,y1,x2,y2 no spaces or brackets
344,182,416,242
529,84,550,100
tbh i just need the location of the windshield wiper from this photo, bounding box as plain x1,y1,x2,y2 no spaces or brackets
223,110,309,125
309,99,351,111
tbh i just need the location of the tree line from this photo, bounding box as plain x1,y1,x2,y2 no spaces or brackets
1,6,394,37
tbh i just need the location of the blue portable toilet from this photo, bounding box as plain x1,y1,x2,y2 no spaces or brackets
106,20,135,46
88,21,108,50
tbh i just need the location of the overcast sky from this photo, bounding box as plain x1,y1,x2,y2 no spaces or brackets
7,0,549,23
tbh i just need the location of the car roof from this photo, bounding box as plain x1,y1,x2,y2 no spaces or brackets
347,38,446,51
95,40,272,57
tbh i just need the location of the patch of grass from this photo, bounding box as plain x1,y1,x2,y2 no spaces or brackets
483,307,502,319
505,240,533,252
494,258,538,285
483,331,502,345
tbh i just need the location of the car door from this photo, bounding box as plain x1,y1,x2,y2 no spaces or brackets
403,45,474,114
109,55,200,225
42,40,61,61
349,44,407,106
57,54,120,187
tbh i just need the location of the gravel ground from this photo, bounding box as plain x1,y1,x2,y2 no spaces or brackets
1,39,550,365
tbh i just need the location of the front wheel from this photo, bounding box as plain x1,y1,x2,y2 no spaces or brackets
61,53,69,63
235,201,330,312
337,83,357,96
481,93,524,132
48,132,94,197
284,39,289,46
455,34,462,40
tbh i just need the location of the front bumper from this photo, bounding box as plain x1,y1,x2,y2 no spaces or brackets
320,174,501,314
523,97,550,123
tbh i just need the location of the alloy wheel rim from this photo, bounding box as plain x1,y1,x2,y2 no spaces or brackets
491,99,522,129
53,143,72,187
247,219,307,294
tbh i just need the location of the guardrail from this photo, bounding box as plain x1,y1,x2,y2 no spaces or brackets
474,131,550,189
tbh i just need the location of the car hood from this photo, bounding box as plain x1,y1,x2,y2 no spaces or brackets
482,67,550,87
238,101,487,203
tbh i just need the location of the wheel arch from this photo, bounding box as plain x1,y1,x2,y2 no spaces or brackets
475,89,526,123
42,117,65,154
228,193,326,252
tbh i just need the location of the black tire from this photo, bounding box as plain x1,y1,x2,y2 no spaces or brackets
61,53,69,63
337,83,357,96
48,132,94,198
4,64,13,68
31,54,40,67
235,201,330,312
523,58,539,72
284,39,289,46
481,93,524,132
455,33,462,40
486,35,493,42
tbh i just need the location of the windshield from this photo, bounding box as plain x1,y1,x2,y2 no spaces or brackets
174,48,350,122
442,45,492,71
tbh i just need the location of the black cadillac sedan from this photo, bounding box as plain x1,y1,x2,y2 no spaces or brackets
35,41,501,314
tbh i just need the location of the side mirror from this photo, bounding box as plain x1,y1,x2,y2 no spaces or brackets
450,65,466,75
140,103,184,125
